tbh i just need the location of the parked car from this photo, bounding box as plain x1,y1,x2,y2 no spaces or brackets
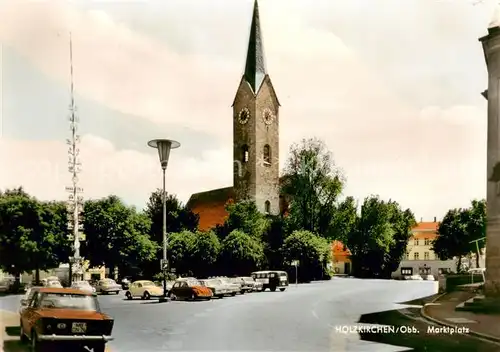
46,280,63,288
168,278,213,301
218,277,240,296
71,281,96,294
19,287,114,352
200,278,230,298
0,279,12,293
239,277,256,292
19,286,42,314
96,278,121,294
125,280,164,300
410,274,423,281
251,270,289,292
424,275,435,281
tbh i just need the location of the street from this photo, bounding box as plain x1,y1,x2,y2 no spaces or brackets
1,279,497,351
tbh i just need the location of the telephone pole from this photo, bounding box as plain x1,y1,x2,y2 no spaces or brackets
66,32,85,285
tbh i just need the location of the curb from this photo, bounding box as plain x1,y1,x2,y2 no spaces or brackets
420,293,500,345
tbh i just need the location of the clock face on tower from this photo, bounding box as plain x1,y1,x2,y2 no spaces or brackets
262,108,274,125
238,108,250,125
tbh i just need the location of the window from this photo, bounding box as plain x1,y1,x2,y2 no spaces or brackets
403,252,409,260
424,238,430,246
263,144,271,165
414,239,419,246
424,252,429,260
242,145,249,163
414,252,419,260
265,200,271,214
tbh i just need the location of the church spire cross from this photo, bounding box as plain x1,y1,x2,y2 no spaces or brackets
244,0,267,93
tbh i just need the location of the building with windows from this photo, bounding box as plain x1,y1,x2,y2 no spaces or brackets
187,1,286,231
331,241,351,275
392,219,455,278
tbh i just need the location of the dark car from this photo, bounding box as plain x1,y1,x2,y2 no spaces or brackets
251,270,289,292
168,278,213,301
19,287,114,352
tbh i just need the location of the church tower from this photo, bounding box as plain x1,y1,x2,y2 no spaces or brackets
232,0,280,215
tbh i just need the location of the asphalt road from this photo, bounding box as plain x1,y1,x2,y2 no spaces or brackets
2,279,497,352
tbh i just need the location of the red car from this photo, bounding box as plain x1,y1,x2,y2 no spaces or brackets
20,287,114,352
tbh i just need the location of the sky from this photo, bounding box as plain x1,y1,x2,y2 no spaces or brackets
0,0,496,221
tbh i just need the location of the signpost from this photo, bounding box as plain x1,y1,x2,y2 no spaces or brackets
160,259,168,271
291,260,299,287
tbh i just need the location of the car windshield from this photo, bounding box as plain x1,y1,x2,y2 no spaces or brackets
40,293,97,311
186,280,201,287
141,281,156,287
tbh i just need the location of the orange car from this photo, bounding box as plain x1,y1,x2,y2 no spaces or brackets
19,287,114,352
167,278,213,300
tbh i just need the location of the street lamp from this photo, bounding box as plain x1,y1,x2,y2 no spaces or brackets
148,139,180,302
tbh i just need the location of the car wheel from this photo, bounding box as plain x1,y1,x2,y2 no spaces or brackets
143,291,151,300
270,287,277,292
231,292,236,296
168,292,177,301
190,293,196,301
279,288,286,292
19,320,28,343
126,291,133,300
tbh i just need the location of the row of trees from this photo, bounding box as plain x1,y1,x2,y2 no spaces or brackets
0,137,449,282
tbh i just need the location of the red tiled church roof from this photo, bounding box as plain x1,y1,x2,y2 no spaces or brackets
186,187,235,232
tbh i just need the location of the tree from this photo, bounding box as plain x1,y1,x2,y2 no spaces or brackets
433,201,486,271
167,231,196,276
0,191,69,283
215,200,269,240
143,190,199,277
280,138,344,236
346,196,413,278
219,230,265,275
464,199,486,268
82,195,158,277
280,230,331,282
190,231,220,277
382,204,416,278
328,196,358,243
262,215,291,269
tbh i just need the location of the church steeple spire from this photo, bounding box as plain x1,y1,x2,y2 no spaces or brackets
244,0,266,93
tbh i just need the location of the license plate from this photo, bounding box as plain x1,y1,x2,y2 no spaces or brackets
71,322,87,333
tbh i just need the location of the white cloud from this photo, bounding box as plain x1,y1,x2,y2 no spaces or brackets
0,0,491,219
0,134,232,206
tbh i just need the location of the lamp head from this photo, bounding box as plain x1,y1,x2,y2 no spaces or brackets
148,139,181,169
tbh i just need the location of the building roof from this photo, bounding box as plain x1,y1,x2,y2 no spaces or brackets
186,187,235,232
411,222,438,232
244,0,267,93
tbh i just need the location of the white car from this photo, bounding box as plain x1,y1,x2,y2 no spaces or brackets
424,275,435,281
71,280,96,294
200,279,230,298
125,280,164,300
218,277,240,296
410,275,423,281
96,278,121,294
46,280,63,288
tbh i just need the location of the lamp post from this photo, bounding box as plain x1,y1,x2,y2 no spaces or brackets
148,139,180,302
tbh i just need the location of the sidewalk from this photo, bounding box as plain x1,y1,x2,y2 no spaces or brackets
422,291,500,343
0,309,23,352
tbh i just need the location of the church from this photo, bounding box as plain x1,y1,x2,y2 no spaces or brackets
186,0,286,231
